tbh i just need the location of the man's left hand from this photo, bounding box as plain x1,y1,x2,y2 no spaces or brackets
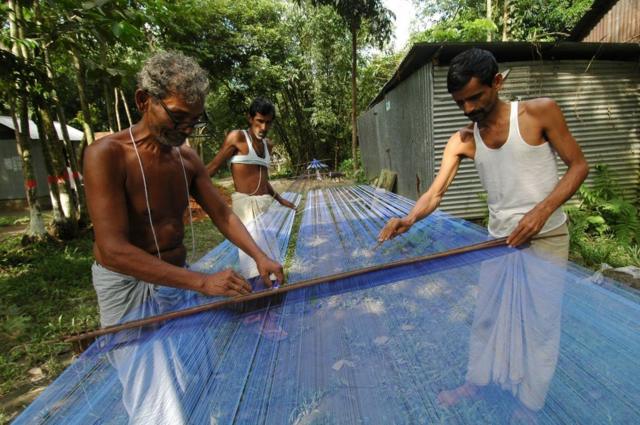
507,207,551,247
255,255,285,287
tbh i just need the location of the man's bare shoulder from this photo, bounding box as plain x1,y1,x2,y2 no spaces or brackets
225,129,246,145
82,131,129,182
521,97,562,118
457,124,475,143
178,143,205,165
84,131,128,162
444,125,475,158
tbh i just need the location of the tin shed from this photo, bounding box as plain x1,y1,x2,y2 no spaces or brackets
358,42,640,219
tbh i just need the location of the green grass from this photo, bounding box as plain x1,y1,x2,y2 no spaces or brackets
0,231,97,419
569,233,640,269
0,218,227,422
283,192,306,283
183,218,227,262
0,215,29,227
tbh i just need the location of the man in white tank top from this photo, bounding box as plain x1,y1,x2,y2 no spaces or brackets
378,49,589,418
206,98,295,279
378,48,588,259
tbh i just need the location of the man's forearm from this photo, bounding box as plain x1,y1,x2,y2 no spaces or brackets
405,191,441,225
98,243,208,292
206,162,221,178
266,182,278,199
536,161,589,216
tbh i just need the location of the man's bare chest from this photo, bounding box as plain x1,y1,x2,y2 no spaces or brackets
124,156,192,218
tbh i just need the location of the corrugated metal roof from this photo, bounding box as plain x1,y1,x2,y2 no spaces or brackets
580,0,640,43
0,115,85,141
368,41,640,108
569,0,620,41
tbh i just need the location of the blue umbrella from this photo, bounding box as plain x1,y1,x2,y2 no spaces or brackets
306,159,328,170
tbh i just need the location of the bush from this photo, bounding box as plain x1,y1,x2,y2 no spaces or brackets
566,164,640,268
339,157,367,184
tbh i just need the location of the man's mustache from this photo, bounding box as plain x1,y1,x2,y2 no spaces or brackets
465,111,485,121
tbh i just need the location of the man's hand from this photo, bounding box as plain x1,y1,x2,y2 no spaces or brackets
255,255,285,287
507,206,552,247
199,269,252,297
378,217,413,242
278,198,297,210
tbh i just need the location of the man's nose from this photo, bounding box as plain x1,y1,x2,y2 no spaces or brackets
462,102,474,115
182,126,194,136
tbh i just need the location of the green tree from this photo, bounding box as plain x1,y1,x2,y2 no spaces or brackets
1,0,144,238
412,0,593,42
299,0,394,170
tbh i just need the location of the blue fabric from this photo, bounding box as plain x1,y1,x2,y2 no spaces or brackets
14,186,640,424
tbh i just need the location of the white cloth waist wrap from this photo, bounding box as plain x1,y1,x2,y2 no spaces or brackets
473,101,566,237
231,192,280,279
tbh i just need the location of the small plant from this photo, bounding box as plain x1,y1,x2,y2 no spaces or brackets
339,157,367,184
477,192,489,227
566,164,640,268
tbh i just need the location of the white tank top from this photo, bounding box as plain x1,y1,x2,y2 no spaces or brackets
228,130,270,168
473,101,566,237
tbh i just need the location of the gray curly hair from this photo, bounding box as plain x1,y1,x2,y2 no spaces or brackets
137,51,209,104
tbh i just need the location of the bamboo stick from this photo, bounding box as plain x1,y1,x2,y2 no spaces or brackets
65,237,508,343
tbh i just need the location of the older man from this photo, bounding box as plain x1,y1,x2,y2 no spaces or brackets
84,51,283,327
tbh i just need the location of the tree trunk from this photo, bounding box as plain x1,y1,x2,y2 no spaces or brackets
273,93,298,168
10,101,46,237
104,80,116,132
40,20,88,225
114,87,122,131
282,81,308,162
71,45,95,145
502,0,509,41
487,0,493,41
33,106,65,224
9,0,46,238
39,101,79,234
350,24,358,171
273,119,296,169
13,0,29,60
120,88,133,126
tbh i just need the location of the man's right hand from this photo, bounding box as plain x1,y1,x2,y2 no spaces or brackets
378,217,413,242
279,198,297,211
198,269,252,297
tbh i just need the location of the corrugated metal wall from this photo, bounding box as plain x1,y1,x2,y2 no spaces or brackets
433,60,640,218
583,0,640,43
358,103,382,179
1,139,50,200
358,65,432,199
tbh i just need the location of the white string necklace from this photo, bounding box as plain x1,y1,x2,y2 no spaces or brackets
129,127,195,263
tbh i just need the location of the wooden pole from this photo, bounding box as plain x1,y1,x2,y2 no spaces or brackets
65,237,508,343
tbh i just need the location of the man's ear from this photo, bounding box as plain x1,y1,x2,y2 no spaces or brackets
135,89,151,113
493,72,504,91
